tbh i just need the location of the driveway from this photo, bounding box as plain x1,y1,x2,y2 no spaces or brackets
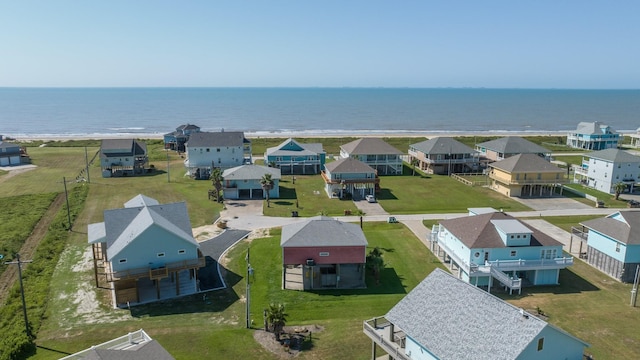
353,199,389,216
511,196,594,211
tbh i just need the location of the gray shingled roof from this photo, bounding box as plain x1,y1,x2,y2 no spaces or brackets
489,153,563,173
477,136,550,155
79,340,175,360
265,138,324,157
186,131,247,147
581,211,640,245
90,195,197,259
324,157,376,174
439,212,562,248
587,149,640,163
100,139,147,157
125,194,160,208
410,137,476,155
281,216,368,247
386,269,581,360
340,138,402,155
222,165,281,180
574,121,616,135
0,141,20,151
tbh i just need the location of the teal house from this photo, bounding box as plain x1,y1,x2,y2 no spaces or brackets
580,211,640,283
566,121,620,150
428,211,573,294
364,269,589,360
264,138,325,175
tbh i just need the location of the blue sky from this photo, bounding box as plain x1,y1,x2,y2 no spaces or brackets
1,1,638,88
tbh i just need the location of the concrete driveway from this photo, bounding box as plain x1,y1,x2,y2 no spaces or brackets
511,196,594,211
353,199,389,216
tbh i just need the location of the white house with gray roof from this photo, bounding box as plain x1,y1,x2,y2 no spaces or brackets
281,216,367,290
184,131,252,179
580,211,640,283
428,211,573,293
322,157,378,199
573,148,640,194
99,139,148,177
363,269,588,360
88,194,204,307
475,136,551,162
567,121,620,150
340,138,403,175
408,137,479,175
221,165,281,200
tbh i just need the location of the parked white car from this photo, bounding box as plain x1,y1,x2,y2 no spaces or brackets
365,195,376,203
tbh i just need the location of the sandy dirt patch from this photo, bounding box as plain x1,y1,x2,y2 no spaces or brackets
253,324,324,359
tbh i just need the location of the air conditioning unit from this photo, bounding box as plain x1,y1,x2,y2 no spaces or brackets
306,259,315,266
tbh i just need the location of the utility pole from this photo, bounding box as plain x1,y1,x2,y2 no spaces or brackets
631,265,640,307
63,177,71,230
4,254,33,338
84,146,91,183
166,151,170,183
246,247,253,329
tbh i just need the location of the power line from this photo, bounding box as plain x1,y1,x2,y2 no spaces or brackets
4,254,34,338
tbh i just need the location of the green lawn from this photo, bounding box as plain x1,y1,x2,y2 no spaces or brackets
31,222,442,360
564,183,629,208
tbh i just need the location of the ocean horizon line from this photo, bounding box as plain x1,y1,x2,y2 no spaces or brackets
1,86,640,91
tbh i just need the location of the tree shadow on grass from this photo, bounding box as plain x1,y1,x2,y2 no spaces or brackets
307,267,408,296
129,267,243,318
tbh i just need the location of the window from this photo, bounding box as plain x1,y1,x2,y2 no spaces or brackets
216,148,220,152
510,250,517,257
516,235,521,238
537,338,544,351
178,249,186,254
157,252,165,257
616,243,621,252
119,258,127,263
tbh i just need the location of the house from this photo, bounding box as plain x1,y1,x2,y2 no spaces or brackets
88,194,205,307
60,329,175,360
99,139,148,177
163,123,201,152
281,216,367,290
264,138,325,175
572,148,640,194
488,153,567,197
340,138,403,175
322,157,378,199
0,135,28,166
579,211,640,283
363,269,589,360
428,211,573,294
221,165,281,200
184,131,252,180
630,127,640,148
475,136,551,162
567,121,621,150
408,137,479,175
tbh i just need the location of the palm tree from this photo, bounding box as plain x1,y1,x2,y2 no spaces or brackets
210,167,223,203
260,173,274,207
266,303,288,341
613,182,626,200
410,158,419,176
366,247,384,285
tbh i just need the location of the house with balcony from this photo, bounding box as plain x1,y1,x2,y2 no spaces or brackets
88,194,205,307
630,127,640,148
322,157,378,199
340,138,403,175
408,137,479,175
363,269,589,360
281,216,367,290
184,131,252,180
60,329,175,360
0,135,29,166
475,136,551,162
579,211,640,283
488,153,567,197
264,138,325,175
572,148,640,195
99,139,149,178
221,164,281,200
163,123,201,152
567,121,620,150
428,211,572,294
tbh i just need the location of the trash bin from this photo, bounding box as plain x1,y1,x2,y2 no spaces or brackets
291,211,299,217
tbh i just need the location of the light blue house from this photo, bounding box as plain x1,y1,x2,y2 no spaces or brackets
364,269,589,360
322,157,378,199
429,211,572,294
221,165,281,200
580,211,640,283
88,195,204,307
264,138,325,175
184,131,252,179
566,121,620,150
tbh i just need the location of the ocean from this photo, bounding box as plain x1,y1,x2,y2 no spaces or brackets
0,88,638,138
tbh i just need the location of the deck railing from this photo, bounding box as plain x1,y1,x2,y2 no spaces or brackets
363,318,412,360
107,254,206,282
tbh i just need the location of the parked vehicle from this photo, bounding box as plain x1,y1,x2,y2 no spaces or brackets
365,194,376,203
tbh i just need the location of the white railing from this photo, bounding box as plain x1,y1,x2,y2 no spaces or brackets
490,267,522,290
363,319,412,360
489,257,573,271
60,329,152,359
